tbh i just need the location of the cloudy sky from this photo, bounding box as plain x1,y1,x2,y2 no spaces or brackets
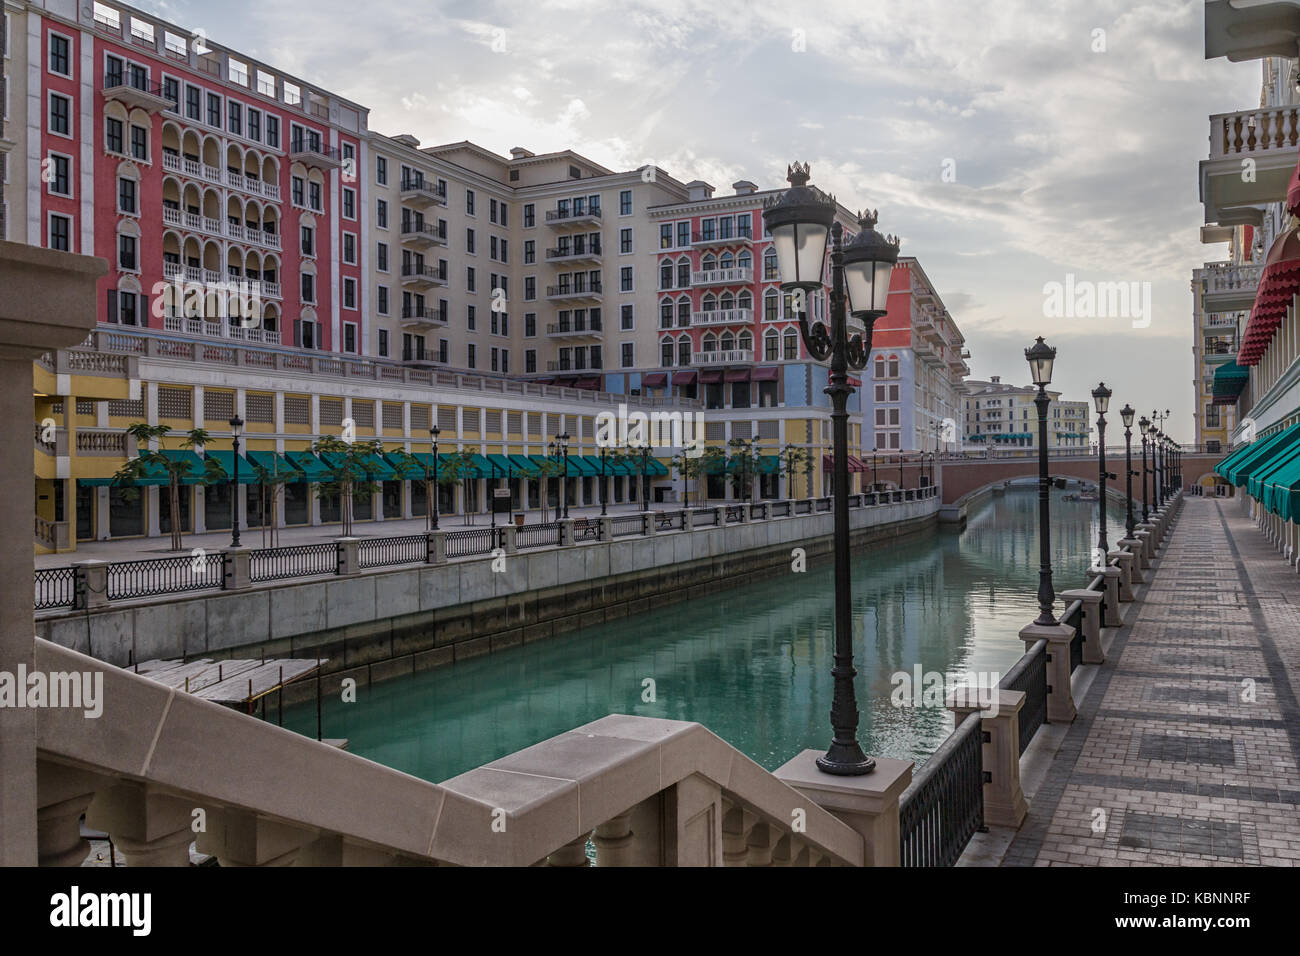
141,0,1260,442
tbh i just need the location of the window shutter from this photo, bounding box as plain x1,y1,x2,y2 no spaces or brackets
138,294,148,326
315,322,324,349
106,291,118,323
293,319,302,347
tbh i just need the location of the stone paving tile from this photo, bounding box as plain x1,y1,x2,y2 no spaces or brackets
1002,497,1300,867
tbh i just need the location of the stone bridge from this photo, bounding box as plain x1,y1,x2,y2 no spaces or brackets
868,452,1221,510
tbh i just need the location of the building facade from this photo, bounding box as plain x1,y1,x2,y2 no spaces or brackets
961,376,1090,451
15,0,970,551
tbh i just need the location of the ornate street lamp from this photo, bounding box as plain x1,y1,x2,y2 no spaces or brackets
1091,383,1112,559
763,163,898,777
228,415,244,548
1138,417,1150,522
599,446,609,516
1148,423,1160,510
1120,404,1135,538
640,445,651,512
558,433,571,518
1155,429,1165,507
1025,337,1058,626
430,426,440,531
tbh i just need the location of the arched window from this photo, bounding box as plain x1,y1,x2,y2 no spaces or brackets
738,331,752,353
875,356,886,379
765,329,779,361
659,298,674,329
784,329,799,360
738,250,752,272
763,249,778,280
703,333,718,353
702,253,717,272
720,251,734,270
702,293,717,312
738,290,752,312
764,290,779,322
661,337,674,367
677,334,692,367
721,331,735,351
720,291,734,311
677,295,691,327
676,256,691,288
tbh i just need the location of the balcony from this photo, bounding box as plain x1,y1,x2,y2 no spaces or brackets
400,179,447,207
546,360,600,373
1198,261,1261,312
546,281,603,302
162,151,223,186
102,79,173,113
224,169,280,201
289,139,342,170
401,222,447,247
691,308,753,328
692,266,752,287
546,319,603,340
162,314,281,345
1201,312,1241,331
225,221,281,250
400,307,447,332
1202,341,1239,365
693,229,752,248
403,348,446,366
692,349,754,365
545,243,603,264
1200,106,1299,225
401,264,446,289
545,207,602,227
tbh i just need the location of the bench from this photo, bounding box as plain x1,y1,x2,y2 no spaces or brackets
573,518,600,540
656,513,675,531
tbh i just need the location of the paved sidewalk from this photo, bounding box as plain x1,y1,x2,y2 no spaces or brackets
1002,496,1300,866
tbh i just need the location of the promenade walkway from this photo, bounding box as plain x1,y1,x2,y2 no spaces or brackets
1001,496,1300,866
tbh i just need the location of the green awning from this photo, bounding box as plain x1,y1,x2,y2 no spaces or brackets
284,450,332,481
204,450,257,485
1211,361,1249,402
1247,441,1300,500
485,453,516,477
1214,440,1259,478
320,451,396,480
79,450,212,487
569,455,600,476
246,450,305,481
383,450,425,477
1261,452,1300,522
509,454,540,476
1224,424,1300,485
646,456,670,476
757,455,780,475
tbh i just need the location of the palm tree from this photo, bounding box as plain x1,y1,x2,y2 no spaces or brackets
115,424,223,551
312,435,382,537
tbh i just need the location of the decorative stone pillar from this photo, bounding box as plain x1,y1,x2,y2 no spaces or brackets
774,751,912,867
1019,622,1077,723
73,559,109,610
500,525,517,555
1108,550,1137,599
598,516,613,541
1098,567,1122,626
335,537,361,576
545,833,590,867
947,689,1028,828
1134,527,1154,562
721,804,757,866
1120,536,1147,571
1060,588,1104,664
222,547,252,591
194,809,316,866
682,508,695,532
557,517,575,547
86,781,195,867
425,530,446,565
592,812,635,866
36,763,113,867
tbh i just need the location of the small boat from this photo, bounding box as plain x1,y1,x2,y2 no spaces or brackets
1076,492,1099,502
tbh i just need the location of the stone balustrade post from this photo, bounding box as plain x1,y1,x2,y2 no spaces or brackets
947,689,1028,828
598,516,614,541
1108,550,1137,598
1134,528,1154,562
335,537,361,576
682,508,695,532
1120,536,1147,571
73,559,109,610
643,511,657,536
1018,622,1077,723
425,529,446,565
1098,567,1122,626
501,525,517,555
1060,588,1105,664
545,833,591,867
221,547,251,591
557,517,575,547
194,809,316,866
36,764,114,867
774,751,913,867
86,781,196,867
592,812,635,866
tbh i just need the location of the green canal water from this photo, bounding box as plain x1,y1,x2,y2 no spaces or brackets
283,486,1128,781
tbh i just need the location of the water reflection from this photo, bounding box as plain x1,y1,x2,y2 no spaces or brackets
283,486,1125,781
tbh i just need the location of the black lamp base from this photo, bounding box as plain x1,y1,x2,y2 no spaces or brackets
816,744,876,776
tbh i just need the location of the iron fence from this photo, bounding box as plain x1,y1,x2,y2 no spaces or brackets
1000,639,1048,756
358,534,427,569
899,711,985,867
516,522,560,550
249,543,338,582
692,507,719,528
106,552,224,600
1063,600,1084,673
445,527,501,559
611,514,646,538
35,566,77,611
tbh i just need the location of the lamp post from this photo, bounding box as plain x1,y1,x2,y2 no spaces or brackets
1091,383,1112,558
430,426,440,531
228,415,244,548
640,445,651,512
599,446,608,516
871,447,878,493
1138,417,1150,522
1148,424,1160,510
558,433,570,518
1155,429,1165,507
763,162,898,776
1026,337,1058,626
1120,404,1135,538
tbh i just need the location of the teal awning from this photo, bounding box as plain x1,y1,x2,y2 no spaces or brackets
1248,441,1300,500
204,450,257,485
1211,361,1249,402
1223,423,1300,485
79,450,210,487
1260,451,1300,522
509,454,540,476
284,451,332,481
246,450,304,481
484,453,516,476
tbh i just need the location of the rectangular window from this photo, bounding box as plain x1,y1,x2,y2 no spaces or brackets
228,101,242,136
677,222,690,247
343,277,356,309
620,228,633,254
343,233,356,264
118,178,137,214
118,234,137,271
466,228,475,254
621,343,634,368
206,92,221,126
105,118,124,154
660,224,672,249
300,226,315,256
343,188,355,219
49,94,71,135
104,55,123,88
467,305,476,330
185,85,201,121
524,240,535,265
524,203,535,228
247,108,261,140
266,116,279,148
621,266,633,292
344,324,356,353
49,214,71,251
620,189,632,215
525,313,536,337
292,177,305,207
525,350,537,373
466,189,475,215
376,198,388,228
524,276,536,300
490,197,498,223
378,286,389,315
378,329,389,357
130,124,148,160
49,34,71,76
467,344,476,369
621,304,634,330
48,154,71,196
376,156,388,185
466,267,476,292
377,242,388,272
309,182,322,212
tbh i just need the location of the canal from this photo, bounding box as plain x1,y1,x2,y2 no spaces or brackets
283,485,1128,781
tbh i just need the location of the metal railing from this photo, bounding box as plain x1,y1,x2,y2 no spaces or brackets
999,639,1048,756
611,514,646,537
899,711,985,867
516,522,560,550
445,527,501,559
358,534,427,570
1063,599,1084,673
105,552,224,600
249,543,337,582
35,567,77,611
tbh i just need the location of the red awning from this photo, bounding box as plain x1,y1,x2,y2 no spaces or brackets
573,377,601,390
823,454,868,473
847,376,862,387
752,367,779,382
555,377,578,387
724,368,751,382
1241,226,1300,366
533,377,555,385
671,370,697,385
641,372,668,387
699,370,723,384
847,455,867,473
1288,155,1300,216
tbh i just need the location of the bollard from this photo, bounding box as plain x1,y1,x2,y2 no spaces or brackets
948,689,1028,828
